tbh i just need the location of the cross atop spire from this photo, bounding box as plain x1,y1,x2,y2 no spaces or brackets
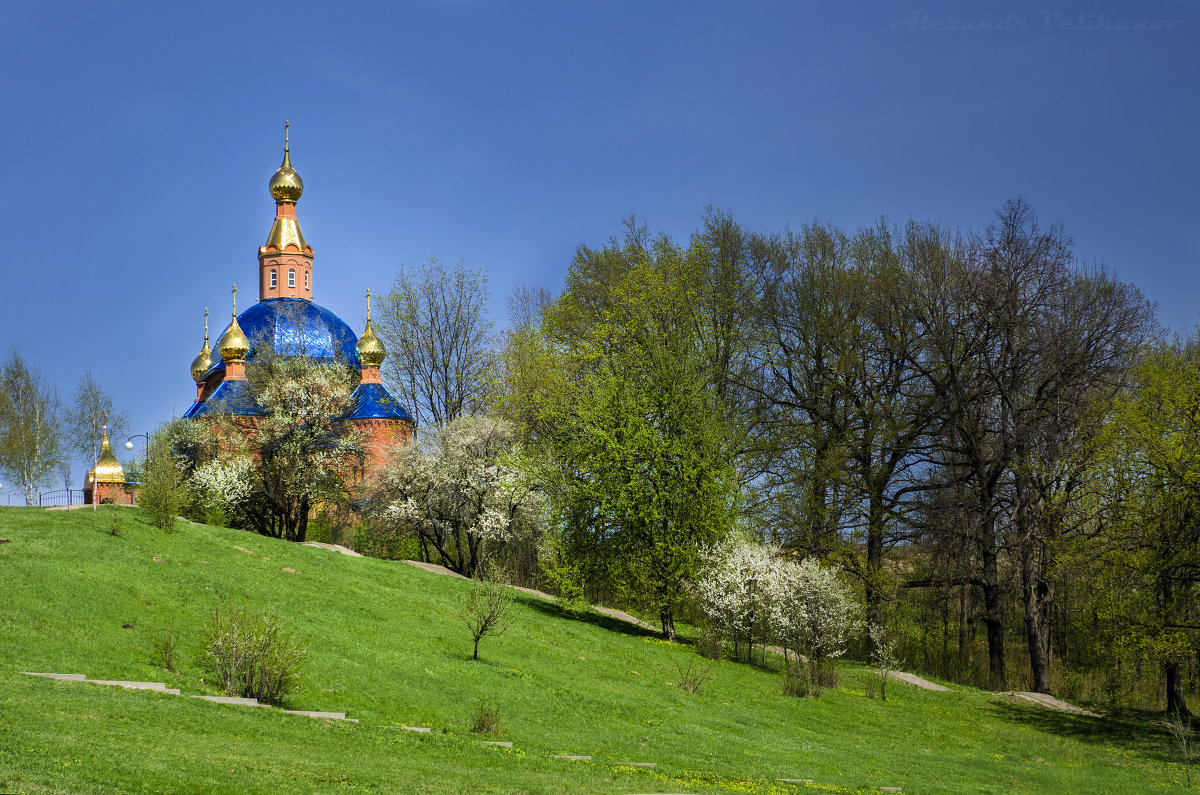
232,283,238,317
366,288,372,322
203,307,209,345
284,119,290,152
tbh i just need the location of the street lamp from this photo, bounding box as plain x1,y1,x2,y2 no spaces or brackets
125,433,149,457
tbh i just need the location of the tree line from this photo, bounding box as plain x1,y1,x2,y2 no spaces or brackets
8,195,1197,714
369,199,1193,713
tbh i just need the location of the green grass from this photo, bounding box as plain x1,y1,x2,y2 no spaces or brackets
0,506,1189,793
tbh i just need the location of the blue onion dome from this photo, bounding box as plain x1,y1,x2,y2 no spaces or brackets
211,298,360,368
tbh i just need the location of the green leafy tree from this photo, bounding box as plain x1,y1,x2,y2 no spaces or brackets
521,222,735,640
137,423,191,530
1096,339,1200,714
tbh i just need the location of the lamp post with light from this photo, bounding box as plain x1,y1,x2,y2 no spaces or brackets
125,434,149,457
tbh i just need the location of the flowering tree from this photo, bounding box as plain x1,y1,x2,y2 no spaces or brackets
695,537,862,688
695,537,781,662
373,415,542,578
191,357,364,541
766,556,862,685
191,457,254,521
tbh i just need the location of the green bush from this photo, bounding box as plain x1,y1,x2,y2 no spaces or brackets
201,607,307,706
470,696,502,734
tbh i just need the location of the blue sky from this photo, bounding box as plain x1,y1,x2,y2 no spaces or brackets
0,0,1197,483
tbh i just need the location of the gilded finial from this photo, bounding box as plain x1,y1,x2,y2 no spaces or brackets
366,288,372,322
232,284,237,317
269,121,304,202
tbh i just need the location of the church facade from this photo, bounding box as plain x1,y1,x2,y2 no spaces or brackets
182,130,414,478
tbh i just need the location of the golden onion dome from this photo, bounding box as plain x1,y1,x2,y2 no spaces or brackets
356,318,386,367
269,149,304,202
93,431,125,484
217,313,251,362
190,309,212,382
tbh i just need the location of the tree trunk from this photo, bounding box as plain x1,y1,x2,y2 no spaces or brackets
979,521,1007,690
1167,661,1191,715
1021,541,1051,693
865,487,885,653
660,606,677,642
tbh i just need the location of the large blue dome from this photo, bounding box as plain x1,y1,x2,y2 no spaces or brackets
210,298,359,371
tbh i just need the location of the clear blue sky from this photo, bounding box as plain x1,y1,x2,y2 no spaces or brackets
1,0,1196,482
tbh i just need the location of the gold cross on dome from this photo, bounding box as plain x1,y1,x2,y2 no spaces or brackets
366,288,372,321
232,283,238,316
285,119,290,150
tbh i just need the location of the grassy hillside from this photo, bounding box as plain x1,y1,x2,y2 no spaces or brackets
0,507,1186,793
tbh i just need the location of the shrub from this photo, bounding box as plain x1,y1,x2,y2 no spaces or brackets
150,628,179,672
673,655,714,694
470,696,502,734
781,664,811,698
201,607,306,705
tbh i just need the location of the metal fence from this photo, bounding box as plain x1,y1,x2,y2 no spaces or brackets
4,489,87,507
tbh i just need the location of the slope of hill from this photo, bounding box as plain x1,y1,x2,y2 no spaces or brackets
0,507,1185,793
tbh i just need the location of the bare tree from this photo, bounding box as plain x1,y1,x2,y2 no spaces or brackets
375,258,496,430
0,349,65,505
461,563,516,660
65,369,128,462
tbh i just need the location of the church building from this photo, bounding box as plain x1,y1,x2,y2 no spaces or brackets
182,128,414,477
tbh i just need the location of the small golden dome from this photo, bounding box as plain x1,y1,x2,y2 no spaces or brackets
217,313,251,362
269,148,304,203
356,318,386,367
190,308,212,382
93,430,125,484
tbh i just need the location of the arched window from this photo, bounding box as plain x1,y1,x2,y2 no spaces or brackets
304,272,309,289
288,269,296,288
270,269,277,288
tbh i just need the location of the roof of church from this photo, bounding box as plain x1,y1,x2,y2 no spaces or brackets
186,379,265,417
203,298,360,379
343,382,413,422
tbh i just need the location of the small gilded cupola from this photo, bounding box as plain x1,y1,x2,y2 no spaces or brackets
260,120,315,302
92,418,125,485
190,307,213,384
215,285,251,375
356,289,386,379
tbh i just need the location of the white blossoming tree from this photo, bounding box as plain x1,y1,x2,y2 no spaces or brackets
373,415,543,578
189,356,365,542
766,556,862,693
695,537,782,662
695,536,862,692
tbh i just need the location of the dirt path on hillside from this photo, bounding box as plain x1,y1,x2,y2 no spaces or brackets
1002,690,1101,717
